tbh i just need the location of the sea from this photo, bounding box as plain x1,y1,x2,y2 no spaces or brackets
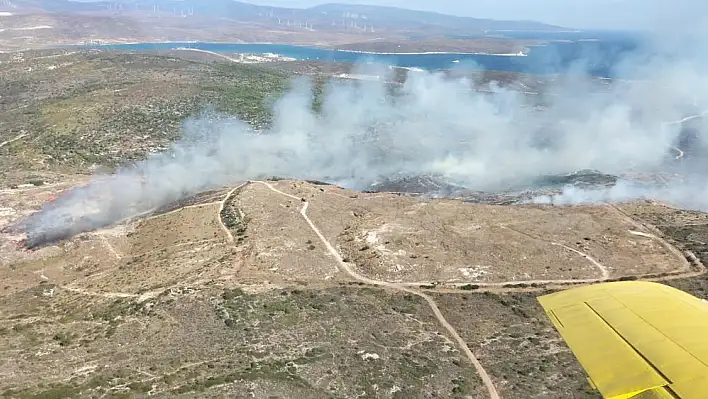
90,31,643,78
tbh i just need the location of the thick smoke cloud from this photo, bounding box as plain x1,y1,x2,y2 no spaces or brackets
530,5,708,208
12,9,708,246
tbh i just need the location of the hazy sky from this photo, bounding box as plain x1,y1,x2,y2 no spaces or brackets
244,0,670,30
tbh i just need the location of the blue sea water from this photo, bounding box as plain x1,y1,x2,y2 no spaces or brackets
92,34,642,78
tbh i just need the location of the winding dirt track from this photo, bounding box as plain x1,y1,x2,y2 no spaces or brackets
607,204,693,271
217,180,707,398
218,185,245,244
501,224,610,280
223,180,708,399
50,178,706,399
142,201,221,222
0,132,27,149
552,242,610,279
59,285,138,299
249,180,502,399
175,48,243,63
99,236,122,260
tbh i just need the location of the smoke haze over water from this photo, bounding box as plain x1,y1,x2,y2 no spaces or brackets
13,9,708,246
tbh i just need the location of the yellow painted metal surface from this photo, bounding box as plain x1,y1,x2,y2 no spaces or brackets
632,388,678,399
538,281,708,399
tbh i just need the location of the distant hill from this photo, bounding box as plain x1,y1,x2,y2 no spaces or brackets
2,0,570,35
0,0,569,52
0,0,105,13
308,3,568,32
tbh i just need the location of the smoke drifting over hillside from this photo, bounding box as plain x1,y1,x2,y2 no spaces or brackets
13,12,708,247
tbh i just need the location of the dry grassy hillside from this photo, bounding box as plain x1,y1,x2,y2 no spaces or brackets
0,178,704,398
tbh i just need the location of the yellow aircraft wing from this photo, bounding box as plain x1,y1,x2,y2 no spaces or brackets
537,281,708,399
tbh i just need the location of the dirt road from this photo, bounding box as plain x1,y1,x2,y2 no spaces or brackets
501,224,610,279
251,180,502,399
0,132,27,149
607,204,693,271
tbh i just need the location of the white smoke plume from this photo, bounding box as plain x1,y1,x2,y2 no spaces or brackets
12,8,708,247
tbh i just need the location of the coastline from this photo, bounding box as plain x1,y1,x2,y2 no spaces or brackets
78,39,202,46
330,48,529,56
87,40,530,57
16,39,619,77
173,47,296,63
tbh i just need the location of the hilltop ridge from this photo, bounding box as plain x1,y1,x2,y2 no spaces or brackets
308,3,569,32
1,176,705,398
1,0,568,33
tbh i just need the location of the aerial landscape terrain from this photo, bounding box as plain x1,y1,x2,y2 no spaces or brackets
1,1,708,399
0,0,560,53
